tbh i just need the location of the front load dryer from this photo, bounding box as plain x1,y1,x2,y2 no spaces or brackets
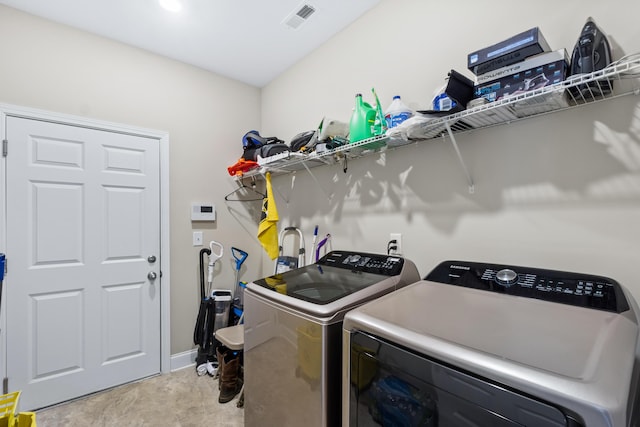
343,260,640,426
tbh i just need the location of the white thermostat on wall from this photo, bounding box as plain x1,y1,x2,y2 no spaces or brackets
191,203,216,221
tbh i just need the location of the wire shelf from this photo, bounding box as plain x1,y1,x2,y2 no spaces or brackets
413,55,640,138
238,55,640,180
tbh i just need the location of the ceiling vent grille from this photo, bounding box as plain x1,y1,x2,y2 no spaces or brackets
282,3,316,30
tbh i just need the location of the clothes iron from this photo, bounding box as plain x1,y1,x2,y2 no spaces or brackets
569,17,613,99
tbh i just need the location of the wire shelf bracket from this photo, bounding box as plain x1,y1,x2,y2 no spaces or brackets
444,121,474,194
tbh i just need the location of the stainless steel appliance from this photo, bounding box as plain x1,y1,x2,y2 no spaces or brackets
343,260,640,426
244,251,420,427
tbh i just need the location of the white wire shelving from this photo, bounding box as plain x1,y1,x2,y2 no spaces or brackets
232,55,640,190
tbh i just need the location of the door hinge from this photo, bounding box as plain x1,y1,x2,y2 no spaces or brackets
3,377,8,395
2,139,7,157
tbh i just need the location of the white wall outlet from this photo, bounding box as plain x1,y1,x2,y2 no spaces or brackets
193,231,203,246
389,233,402,255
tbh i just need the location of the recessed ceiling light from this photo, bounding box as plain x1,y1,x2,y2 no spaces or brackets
159,0,182,13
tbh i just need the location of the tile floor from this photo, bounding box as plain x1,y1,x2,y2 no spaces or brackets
35,367,244,426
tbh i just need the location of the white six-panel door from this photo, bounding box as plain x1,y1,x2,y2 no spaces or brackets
5,116,161,410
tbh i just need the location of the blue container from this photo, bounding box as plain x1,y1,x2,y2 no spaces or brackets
1,253,5,314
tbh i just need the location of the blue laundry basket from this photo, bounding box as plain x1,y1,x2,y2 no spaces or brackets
1,253,5,314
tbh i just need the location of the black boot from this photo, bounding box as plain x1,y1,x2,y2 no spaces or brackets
219,351,243,403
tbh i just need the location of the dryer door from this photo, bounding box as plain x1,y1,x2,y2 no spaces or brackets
349,331,574,427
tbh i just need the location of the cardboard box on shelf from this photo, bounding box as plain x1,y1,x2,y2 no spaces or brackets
468,27,551,76
474,49,569,102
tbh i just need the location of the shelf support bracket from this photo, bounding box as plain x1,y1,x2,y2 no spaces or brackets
301,161,332,201
444,122,474,194
259,170,290,204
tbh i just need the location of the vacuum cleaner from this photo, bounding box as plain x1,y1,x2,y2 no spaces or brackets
193,241,232,377
569,17,613,99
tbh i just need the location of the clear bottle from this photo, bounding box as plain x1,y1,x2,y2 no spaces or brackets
349,93,376,143
384,95,413,128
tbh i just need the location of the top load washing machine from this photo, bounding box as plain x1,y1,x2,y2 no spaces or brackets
244,250,420,427
343,260,640,427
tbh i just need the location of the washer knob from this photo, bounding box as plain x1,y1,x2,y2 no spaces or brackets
495,269,518,286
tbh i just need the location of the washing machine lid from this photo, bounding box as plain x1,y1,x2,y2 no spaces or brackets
253,264,385,303
248,251,420,318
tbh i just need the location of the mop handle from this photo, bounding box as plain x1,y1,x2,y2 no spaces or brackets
231,247,248,270
207,240,224,284
309,225,318,264
209,240,224,262
316,234,331,263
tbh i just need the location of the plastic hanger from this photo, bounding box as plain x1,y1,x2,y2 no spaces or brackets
224,177,266,202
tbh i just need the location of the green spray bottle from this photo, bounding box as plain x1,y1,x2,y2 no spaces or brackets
358,88,387,150
371,87,387,137
349,93,376,143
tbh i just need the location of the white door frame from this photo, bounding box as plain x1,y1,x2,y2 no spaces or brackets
0,103,171,384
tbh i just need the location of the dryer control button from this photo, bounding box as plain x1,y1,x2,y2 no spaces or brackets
496,269,518,286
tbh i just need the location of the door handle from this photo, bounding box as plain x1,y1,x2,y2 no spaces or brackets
148,271,157,281
148,255,157,263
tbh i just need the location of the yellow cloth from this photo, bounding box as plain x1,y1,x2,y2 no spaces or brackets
257,172,279,259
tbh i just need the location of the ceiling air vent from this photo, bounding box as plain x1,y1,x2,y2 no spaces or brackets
282,3,316,30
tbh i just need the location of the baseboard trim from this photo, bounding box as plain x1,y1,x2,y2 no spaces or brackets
170,349,198,371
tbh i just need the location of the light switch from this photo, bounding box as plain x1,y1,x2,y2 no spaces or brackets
193,231,203,246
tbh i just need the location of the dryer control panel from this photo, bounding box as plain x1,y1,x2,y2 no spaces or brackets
425,260,630,313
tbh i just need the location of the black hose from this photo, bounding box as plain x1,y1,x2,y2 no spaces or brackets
194,303,206,346
193,248,211,346
199,248,211,299
204,303,216,353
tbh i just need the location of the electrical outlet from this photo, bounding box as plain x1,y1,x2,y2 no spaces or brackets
193,231,203,246
389,233,402,255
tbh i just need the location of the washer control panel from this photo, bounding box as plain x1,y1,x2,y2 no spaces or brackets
317,251,404,276
425,260,630,313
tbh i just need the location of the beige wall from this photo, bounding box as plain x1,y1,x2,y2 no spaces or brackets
2,0,640,357
0,5,266,354
261,0,640,304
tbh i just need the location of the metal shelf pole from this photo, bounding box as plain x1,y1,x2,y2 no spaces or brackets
444,121,474,194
